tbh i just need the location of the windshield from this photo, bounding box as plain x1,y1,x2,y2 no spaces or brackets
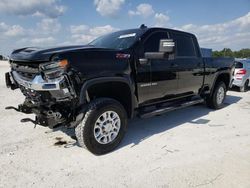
89,29,145,50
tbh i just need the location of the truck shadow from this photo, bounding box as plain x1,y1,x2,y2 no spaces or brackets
118,94,241,150
53,95,241,150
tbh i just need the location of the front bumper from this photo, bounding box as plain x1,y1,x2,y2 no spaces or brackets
5,70,77,128
11,71,64,91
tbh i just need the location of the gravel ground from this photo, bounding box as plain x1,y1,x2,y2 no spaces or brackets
0,60,250,188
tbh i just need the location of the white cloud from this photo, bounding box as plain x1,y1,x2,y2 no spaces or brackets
89,25,117,36
36,18,61,34
70,25,89,34
70,24,118,44
154,13,170,27
30,37,56,45
231,12,250,30
128,3,154,18
17,36,56,46
0,22,25,37
0,21,60,53
94,0,125,17
177,12,250,50
0,18,60,40
5,25,25,37
0,0,66,18
0,22,9,31
72,34,95,44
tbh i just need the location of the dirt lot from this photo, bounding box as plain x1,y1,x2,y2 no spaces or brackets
0,60,250,188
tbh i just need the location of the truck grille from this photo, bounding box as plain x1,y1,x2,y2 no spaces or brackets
10,61,40,81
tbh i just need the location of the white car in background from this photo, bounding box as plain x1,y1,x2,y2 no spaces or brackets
232,59,250,92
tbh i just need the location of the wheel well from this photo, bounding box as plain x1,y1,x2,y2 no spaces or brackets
87,82,133,118
244,79,249,88
215,73,230,90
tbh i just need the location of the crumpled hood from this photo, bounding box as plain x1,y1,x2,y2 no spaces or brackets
10,45,117,62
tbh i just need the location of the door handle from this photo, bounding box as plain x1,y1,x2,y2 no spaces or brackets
139,58,149,65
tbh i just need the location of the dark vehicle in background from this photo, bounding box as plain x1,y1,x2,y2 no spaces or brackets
5,25,234,154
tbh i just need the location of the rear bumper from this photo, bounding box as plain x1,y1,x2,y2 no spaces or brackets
233,79,244,87
232,77,245,87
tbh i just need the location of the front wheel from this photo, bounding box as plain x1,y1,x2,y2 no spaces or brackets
75,98,127,155
206,81,226,109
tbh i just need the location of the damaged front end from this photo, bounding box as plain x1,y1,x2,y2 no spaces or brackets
5,58,82,128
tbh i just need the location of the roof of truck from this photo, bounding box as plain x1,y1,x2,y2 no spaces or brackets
129,26,197,38
149,27,194,35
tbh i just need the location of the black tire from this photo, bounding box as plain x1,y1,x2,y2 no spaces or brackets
75,98,127,155
239,80,249,92
206,81,227,109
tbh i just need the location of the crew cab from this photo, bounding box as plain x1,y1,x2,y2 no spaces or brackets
5,25,234,154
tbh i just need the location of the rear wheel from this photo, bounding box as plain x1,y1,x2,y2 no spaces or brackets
239,80,249,92
206,81,226,109
75,98,127,155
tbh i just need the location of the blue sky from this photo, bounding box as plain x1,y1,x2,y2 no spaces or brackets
0,0,250,55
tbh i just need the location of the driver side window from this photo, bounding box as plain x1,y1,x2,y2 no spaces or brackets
144,32,169,53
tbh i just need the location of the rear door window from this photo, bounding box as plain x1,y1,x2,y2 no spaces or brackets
171,33,196,57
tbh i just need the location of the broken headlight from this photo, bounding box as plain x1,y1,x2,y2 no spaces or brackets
40,59,69,80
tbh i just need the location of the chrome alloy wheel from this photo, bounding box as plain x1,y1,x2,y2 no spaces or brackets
93,111,121,144
216,86,225,105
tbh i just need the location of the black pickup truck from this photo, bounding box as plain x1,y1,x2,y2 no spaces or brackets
5,25,234,154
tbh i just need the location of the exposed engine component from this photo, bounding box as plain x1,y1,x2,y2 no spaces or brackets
6,60,81,128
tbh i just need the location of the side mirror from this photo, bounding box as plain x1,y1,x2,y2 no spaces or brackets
139,52,167,64
159,39,175,54
142,39,175,61
144,52,166,59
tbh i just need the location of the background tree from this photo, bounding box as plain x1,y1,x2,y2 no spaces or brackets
212,48,250,58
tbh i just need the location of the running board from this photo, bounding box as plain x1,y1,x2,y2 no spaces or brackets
139,98,204,118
